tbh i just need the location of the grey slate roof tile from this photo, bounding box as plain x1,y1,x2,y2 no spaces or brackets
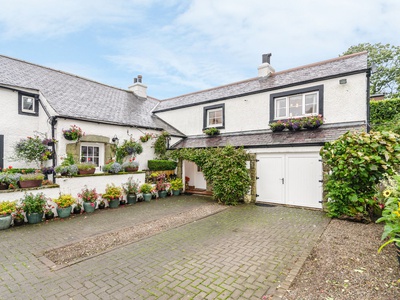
0,55,184,136
155,52,368,112
171,125,365,149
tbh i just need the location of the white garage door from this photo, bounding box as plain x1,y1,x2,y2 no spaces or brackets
256,153,322,208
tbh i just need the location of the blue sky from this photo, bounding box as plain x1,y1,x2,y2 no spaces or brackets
0,0,398,99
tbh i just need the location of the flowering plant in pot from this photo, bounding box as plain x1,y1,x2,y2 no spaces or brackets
18,171,45,188
122,177,140,204
54,194,76,218
156,173,169,198
13,205,25,226
76,162,96,175
62,125,84,141
78,186,99,213
0,200,17,230
122,159,139,172
44,201,55,220
139,183,153,202
203,127,220,136
302,115,324,129
269,120,286,132
13,135,52,168
286,118,303,131
139,132,155,143
170,178,183,195
21,192,46,224
102,184,122,208
103,161,122,174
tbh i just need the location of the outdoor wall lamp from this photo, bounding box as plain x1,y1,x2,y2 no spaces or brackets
339,79,347,84
112,135,119,143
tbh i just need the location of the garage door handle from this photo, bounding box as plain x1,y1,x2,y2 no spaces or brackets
280,178,284,184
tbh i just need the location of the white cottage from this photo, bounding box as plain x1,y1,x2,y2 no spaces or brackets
0,52,369,208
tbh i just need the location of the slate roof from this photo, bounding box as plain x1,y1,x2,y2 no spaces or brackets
0,55,184,137
171,125,365,149
155,52,368,112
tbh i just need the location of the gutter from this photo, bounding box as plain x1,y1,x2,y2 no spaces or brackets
366,68,371,132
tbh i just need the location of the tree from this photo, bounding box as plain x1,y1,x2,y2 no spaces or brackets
342,43,400,98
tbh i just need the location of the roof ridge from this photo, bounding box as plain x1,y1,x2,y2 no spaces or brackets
272,51,368,77
0,54,130,93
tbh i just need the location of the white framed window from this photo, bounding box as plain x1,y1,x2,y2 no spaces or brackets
80,143,104,169
273,90,320,120
203,104,225,129
18,92,39,116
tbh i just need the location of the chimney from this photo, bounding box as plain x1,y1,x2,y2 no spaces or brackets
129,75,147,98
258,53,275,77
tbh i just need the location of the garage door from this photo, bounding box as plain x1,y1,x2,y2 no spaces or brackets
256,153,322,208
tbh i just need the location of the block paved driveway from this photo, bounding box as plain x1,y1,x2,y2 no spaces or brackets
0,195,330,300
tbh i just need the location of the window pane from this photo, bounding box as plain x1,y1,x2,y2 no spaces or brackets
208,108,223,126
305,93,317,114
88,146,93,156
275,98,287,118
81,146,87,156
94,147,99,156
289,95,302,117
22,96,34,110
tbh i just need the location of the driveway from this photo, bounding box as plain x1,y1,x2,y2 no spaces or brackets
0,195,329,299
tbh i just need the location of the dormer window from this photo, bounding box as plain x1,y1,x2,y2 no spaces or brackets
18,92,39,116
270,85,323,121
203,104,225,129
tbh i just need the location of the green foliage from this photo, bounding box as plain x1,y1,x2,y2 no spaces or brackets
320,131,400,220
203,127,220,136
342,43,400,97
14,135,51,167
370,98,400,133
54,194,76,208
0,200,17,216
170,178,183,190
153,131,170,159
139,183,153,194
147,160,177,171
114,139,143,163
21,192,46,214
171,145,250,205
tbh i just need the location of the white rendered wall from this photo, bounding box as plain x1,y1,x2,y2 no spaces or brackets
154,73,367,136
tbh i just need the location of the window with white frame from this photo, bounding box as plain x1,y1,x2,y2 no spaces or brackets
203,104,225,129
18,92,39,116
80,143,104,168
270,85,323,121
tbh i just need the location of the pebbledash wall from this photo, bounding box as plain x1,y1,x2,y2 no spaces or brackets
0,173,145,206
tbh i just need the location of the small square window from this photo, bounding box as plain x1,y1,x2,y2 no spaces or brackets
203,104,225,129
18,93,39,116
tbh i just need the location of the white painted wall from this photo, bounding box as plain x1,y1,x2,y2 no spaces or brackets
154,73,367,136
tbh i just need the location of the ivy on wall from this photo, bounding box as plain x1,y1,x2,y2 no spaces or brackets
153,131,170,159
171,145,251,205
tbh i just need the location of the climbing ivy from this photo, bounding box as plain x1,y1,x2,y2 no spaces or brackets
171,145,251,205
320,130,400,221
153,131,170,159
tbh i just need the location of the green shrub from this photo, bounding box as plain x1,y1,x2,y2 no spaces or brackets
320,130,400,221
370,98,400,133
171,145,250,205
148,160,177,171
153,131,170,159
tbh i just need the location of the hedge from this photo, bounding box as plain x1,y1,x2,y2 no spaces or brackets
147,160,177,171
370,98,400,126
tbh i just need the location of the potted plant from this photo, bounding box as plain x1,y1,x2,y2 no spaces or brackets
76,162,96,175
286,118,303,131
78,186,99,213
139,183,153,202
102,184,122,208
103,161,122,174
18,172,45,188
122,177,140,204
156,173,168,198
203,127,220,136
13,135,52,168
139,132,155,143
13,205,25,226
98,199,106,209
303,115,324,130
44,201,55,220
170,178,183,196
114,139,143,163
62,125,84,141
122,159,139,172
269,120,286,132
21,192,46,224
55,164,79,176
73,200,82,214
0,172,20,190
54,194,76,218
0,200,17,230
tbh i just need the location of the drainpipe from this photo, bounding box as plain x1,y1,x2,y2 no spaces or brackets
51,116,58,183
366,68,371,133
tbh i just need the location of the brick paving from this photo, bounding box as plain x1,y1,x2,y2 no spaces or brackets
0,196,330,299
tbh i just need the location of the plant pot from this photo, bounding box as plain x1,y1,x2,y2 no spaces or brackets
73,206,82,214
57,206,72,218
18,180,42,188
13,218,25,226
108,199,120,208
63,134,75,141
0,183,8,190
98,202,106,209
127,194,137,204
0,215,12,230
143,193,152,202
125,167,139,172
83,202,96,213
78,169,95,175
271,126,285,132
120,199,127,206
159,190,167,198
26,212,42,224
172,190,181,196
45,213,54,220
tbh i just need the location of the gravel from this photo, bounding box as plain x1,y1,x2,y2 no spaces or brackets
282,219,400,300
43,203,227,266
